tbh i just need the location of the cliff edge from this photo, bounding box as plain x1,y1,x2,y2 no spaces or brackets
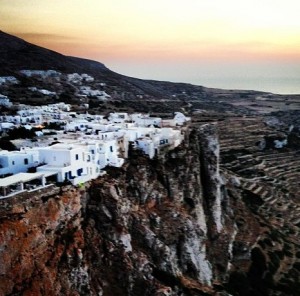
0,125,297,295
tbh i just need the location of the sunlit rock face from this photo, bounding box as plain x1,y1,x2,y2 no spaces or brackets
0,186,87,295
1,124,299,295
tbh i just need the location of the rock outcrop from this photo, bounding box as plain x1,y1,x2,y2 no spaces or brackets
1,124,300,295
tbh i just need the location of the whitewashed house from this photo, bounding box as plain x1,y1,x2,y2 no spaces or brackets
20,70,61,78
67,73,94,84
134,116,162,127
0,148,39,176
36,143,99,184
174,112,191,125
133,128,183,158
64,119,89,132
35,138,124,184
119,126,156,142
0,122,17,131
28,87,56,96
0,115,21,124
81,74,94,82
97,131,117,141
95,139,124,168
109,113,129,123
130,113,142,122
160,128,183,148
0,115,14,124
135,138,155,158
17,109,43,124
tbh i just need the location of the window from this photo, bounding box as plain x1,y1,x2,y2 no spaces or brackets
24,158,28,165
110,146,113,152
12,161,15,165
75,154,79,160
91,149,95,154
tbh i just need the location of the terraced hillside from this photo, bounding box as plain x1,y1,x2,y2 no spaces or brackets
218,116,300,294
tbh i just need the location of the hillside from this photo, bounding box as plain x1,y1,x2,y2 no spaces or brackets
0,30,208,103
0,31,109,75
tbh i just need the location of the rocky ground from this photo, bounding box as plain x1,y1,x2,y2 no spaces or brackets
1,122,300,295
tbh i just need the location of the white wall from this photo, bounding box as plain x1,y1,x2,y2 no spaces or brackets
38,148,71,166
0,151,39,175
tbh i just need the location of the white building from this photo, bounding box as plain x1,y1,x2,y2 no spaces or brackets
135,138,155,159
0,148,39,176
64,119,89,132
35,138,124,184
133,127,183,159
95,139,124,168
109,113,129,123
20,70,61,78
134,116,162,127
0,122,16,131
67,73,94,84
36,143,99,184
28,87,56,96
174,112,191,125
158,128,183,148
0,109,186,189
79,86,109,99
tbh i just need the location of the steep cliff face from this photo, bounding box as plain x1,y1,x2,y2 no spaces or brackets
0,185,88,295
83,126,231,295
1,125,298,296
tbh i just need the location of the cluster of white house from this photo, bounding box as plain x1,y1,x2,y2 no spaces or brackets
0,103,72,127
0,102,189,130
0,110,190,198
19,70,61,79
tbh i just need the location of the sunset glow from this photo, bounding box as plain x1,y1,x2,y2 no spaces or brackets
1,0,300,91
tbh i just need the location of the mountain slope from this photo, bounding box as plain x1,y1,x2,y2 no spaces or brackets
0,30,109,76
0,31,216,111
0,30,207,100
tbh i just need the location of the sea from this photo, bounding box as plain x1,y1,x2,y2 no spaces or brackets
193,77,300,95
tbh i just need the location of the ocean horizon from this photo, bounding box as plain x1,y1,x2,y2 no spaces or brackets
192,76,300,95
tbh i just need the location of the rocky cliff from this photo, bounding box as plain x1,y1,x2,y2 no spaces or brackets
0,125,299,296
